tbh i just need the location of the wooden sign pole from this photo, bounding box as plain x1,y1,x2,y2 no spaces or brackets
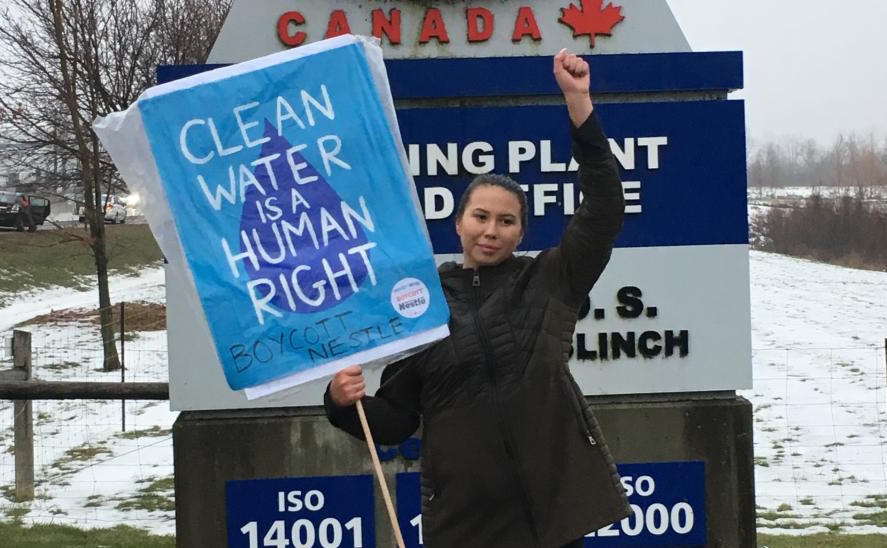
355,399,407,548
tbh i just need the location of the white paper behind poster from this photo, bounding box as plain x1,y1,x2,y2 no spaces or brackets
94,35,449,402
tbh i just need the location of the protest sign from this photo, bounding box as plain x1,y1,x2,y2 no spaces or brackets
94,35,449,399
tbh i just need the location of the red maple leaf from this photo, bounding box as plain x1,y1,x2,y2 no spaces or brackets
559,0,625,47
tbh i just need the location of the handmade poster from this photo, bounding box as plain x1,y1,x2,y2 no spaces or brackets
93,35,449,399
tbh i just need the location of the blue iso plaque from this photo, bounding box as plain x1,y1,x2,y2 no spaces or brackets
226,475,375,547
586,461,706,547
395,472,423,547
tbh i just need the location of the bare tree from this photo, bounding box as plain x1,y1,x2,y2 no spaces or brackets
762,142,783,191
827,134,848,188
0,0,230,370
853,133,886,196
747,151,765,194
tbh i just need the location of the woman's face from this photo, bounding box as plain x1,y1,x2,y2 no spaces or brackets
456,184,523,269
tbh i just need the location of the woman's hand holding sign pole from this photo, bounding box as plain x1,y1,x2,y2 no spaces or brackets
330,365,366,406
331,365,406,548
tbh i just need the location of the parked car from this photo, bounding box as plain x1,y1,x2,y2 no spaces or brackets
0,191,51,231
78,194,128,224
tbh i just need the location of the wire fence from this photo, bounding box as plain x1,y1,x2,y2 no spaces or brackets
745,345,887,532
0,302,175,533
0,305,885,534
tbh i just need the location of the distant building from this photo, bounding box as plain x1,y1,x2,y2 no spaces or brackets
0,143,35,193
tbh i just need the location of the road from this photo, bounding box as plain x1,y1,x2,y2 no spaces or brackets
0,198,146,234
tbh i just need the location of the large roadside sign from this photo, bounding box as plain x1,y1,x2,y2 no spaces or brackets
160,50,749,410
158,0,748,410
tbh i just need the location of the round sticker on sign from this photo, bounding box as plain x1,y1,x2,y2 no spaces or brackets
391,278,431,319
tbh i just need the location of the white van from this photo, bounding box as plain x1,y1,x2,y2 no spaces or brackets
78,194,128,224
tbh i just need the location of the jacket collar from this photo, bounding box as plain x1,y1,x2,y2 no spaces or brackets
438,255,520,292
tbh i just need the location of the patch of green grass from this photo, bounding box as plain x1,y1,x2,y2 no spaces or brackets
0,224,162,297
0,521,174,547
799,497,814,505
42,361,81,372
63,443,111,461
757,519,811,529
754,456,770,467
4,505,30,521
851,494,887,509
116,493,175,513
136,476,174,490
84,494,104,508
777,503,793,511
116,425,171,440
758,511,801,521
52,442,112,472
759,533,887,547
116,475,175,513
852,509,887,527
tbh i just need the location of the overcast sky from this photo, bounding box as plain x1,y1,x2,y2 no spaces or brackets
1,0,883,147
667,0,887,145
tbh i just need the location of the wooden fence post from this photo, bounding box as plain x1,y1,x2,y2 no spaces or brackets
120,301,126,433
12,329,34,502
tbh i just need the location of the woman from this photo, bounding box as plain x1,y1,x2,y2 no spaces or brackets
326,49,630,548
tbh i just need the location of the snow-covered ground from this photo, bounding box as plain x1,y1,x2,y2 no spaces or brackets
744,251,887,534
0,266,176,534
748,185,887,201
0,252,885,535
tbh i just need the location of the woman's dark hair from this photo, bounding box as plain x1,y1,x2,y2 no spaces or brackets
455,174,528,233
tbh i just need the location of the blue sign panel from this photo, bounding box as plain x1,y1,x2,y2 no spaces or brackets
226,475,375,548
384,53,743,99
396,461,705,547
158,51,744,99
586,462,706,547
395,472,423,548
397,100,747,253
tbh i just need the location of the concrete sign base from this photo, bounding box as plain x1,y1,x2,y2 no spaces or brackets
173,395,754,547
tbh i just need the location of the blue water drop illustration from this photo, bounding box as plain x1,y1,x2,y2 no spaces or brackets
240,120,370,313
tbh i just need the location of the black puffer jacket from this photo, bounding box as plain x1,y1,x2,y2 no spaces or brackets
325,113,630,548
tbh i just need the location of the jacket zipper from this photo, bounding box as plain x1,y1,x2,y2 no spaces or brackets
471,268,540,545
567,384,597,446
